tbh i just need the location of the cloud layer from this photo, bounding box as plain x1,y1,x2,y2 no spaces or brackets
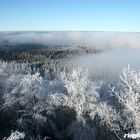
0,31,140,49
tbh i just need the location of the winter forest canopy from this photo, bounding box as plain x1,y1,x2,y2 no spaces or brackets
0,32,140,140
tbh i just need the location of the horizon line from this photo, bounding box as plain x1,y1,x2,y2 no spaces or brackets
0,30,140,33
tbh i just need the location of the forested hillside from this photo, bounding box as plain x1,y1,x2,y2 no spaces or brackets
0,47,139,140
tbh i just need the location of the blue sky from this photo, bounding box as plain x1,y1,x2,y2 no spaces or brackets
0,0,140,31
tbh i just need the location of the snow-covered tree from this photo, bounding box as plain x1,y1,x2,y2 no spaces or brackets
2,60,140,140
109,65,140,140
3,131,25,140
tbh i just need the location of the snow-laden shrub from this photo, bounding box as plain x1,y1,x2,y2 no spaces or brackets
113,65,140,135
3,131,25,140
50,67,100,119
47,67,120,140
3,72,46,108
0,61,32,77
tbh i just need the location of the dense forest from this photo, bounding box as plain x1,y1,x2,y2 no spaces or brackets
0,47,139,140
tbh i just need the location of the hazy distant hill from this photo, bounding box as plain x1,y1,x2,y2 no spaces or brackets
0,43,47,51
0,45,101,62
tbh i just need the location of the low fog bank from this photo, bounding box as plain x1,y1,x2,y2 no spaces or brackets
68,48,140,83
1,31,140,50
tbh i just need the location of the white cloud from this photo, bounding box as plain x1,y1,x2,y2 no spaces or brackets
0,31,140,49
